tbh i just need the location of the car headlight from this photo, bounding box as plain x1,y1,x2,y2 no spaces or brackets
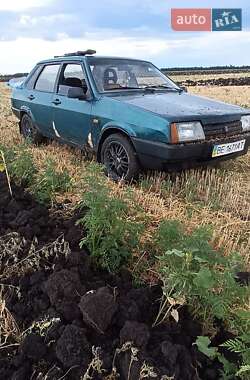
170,121,205,143
241,115,250,132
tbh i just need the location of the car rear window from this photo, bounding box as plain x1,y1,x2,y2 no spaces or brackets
35,64,60,93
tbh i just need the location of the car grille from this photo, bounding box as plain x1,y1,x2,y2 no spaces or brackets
203,120,243,141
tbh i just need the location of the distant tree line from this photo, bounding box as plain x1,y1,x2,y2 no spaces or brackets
163,66,250,76
161,65,250,71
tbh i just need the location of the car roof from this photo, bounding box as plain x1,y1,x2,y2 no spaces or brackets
37,55,150,65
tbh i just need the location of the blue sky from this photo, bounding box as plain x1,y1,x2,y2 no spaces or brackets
0,0,249,73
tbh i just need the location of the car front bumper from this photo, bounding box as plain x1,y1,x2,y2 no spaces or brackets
131,133,250,170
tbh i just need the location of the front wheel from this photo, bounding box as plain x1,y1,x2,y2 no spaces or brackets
20,114,45,145
101,133,140,181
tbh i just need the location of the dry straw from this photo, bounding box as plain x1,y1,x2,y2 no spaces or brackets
0,83,249,267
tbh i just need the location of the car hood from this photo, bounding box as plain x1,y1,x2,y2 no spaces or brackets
112,91,250,124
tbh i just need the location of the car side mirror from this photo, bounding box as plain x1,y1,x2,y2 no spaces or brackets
180,86,188,93
67,87,87,100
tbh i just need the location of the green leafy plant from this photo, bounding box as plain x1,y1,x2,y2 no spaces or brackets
154,220,250,378
195,335,250,380
153,220,248,333
195,336,218,359
0,144,16,163
0,143,36,187
32,159,72,204
222,336,250,379
195,336,237,380
8,147,37,186
77,163,144,272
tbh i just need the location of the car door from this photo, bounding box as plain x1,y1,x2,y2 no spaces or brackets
29,64,61,137
51,62,92,146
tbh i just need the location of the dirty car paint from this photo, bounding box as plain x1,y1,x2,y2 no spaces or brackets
112,92,247,124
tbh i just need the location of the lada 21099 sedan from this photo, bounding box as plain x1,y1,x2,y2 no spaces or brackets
11,50,250,180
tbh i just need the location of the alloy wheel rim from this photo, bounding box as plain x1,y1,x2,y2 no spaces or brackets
22,118,34,139
104,142,129,180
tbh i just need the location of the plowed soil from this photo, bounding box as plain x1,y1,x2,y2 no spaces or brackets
177,77,250,87
0,172,234,380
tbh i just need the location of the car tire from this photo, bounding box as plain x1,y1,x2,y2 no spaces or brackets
20,114,45,145
101,133,140,181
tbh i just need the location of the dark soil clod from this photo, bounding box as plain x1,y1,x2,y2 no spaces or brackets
120,321,150,349
20,333,47,361
0,175,230,379
55,325,91,368
79,286,118,334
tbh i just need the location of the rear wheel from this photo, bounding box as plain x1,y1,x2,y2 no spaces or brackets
20,114,44,144
101,133,140,181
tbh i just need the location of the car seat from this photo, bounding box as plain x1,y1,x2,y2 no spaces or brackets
63,77,82,88
103,68,118,90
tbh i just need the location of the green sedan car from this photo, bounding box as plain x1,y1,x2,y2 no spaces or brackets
11,50,250,180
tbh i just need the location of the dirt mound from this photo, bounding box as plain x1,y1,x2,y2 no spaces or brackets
0,172,222,379
177,76,250,87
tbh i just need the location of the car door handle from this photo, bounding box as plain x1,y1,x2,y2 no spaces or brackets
28,95,35,100
52,99,61,105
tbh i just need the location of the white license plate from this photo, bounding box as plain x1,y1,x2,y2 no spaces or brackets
212,140,246,158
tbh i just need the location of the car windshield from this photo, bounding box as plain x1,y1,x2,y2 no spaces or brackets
87,57,179,92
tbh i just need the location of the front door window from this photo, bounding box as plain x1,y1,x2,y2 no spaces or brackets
57,63,88,96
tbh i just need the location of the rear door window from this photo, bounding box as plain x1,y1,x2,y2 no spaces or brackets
35,64,61,93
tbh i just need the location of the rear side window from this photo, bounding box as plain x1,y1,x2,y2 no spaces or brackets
26,65,42,90
35,64,60,93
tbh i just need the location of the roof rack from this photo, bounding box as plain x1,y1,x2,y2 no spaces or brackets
54,49,96,58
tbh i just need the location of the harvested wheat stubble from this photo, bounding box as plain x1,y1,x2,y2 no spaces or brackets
0,83,249,267
0,172,237,380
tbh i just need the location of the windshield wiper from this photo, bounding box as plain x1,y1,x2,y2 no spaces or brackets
118,86,141,90
143,85,180,92
105,85,181,92
105,86,141,91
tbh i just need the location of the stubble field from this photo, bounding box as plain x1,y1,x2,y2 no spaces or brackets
0,75,250,379
0,82,249,267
